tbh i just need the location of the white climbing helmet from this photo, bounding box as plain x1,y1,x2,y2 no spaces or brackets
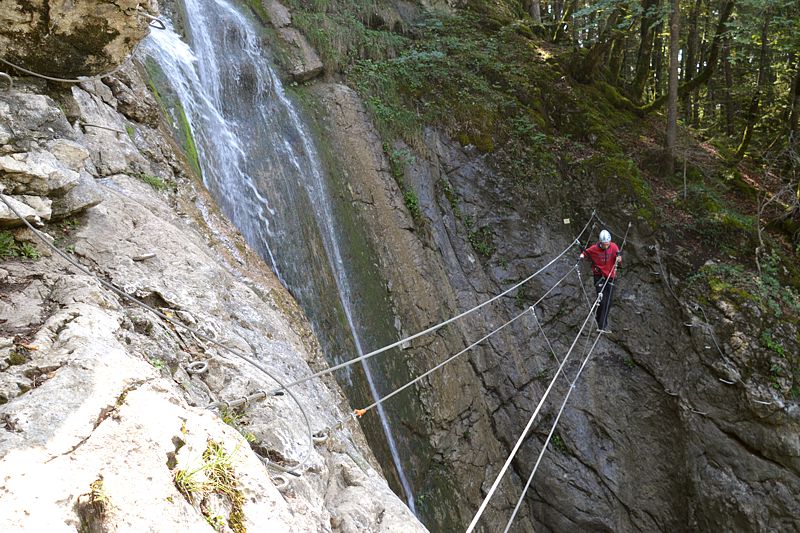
599,230,611,243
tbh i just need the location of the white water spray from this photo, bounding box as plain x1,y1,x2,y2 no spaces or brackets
143,0,416,513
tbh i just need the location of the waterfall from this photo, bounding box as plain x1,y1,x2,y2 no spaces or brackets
142,0,416,513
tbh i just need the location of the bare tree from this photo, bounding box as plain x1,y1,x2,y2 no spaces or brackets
666,0,680,175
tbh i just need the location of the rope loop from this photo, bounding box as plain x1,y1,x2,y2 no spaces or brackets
136,6,167,30
271,475,289,491
312,430,329,444
0,72,12,91
185,360,209,374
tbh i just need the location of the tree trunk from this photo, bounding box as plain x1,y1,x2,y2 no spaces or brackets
735,13,770,161
631,0,660,100
666,0,680,176
576,6,625,83
723,37,735,136
789,58,800,145
683,0,702,124
608,36,626,85
531,0,542,23
643,0,735,113
552,0,577,42
653,19,665,99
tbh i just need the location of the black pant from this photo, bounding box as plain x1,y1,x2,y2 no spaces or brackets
593,275,615,330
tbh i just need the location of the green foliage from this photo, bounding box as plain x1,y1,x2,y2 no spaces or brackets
220,407,258,443
173,440,245,533
551,434,568,454
18,243,40,259
681,182,757,250
0,231,17,259
149,357,166,369
0,231,40,261
403,190,421,220
348,11,568,194
135,172,172,192
125,123,135,141
468,226,495,258
760,329,786,357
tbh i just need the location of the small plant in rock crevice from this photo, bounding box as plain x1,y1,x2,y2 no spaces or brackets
0,231,40,260
133,172,174,192
88,477,111,515
173,440,246,533
551,434,568,454
220,406,258,443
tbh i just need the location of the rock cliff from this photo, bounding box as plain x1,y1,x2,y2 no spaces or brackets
0,0,156,78
278,4,800,531
0,39,424,533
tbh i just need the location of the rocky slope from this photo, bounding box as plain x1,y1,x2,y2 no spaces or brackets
269,2,800,531
0,30,424,533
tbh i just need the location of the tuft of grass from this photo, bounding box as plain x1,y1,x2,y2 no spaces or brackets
89,477,111,515
551,434,568,454
18,243,40,259
468,226,494,258
220,407,258,443
173,440,246,533
0,231,18,258
0,231,40,261
134,172,172,192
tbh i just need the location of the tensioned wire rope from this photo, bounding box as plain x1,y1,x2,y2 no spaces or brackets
502,331,603,533
466,222,631,533
0,7,164,85
4,187,596,474
503,223,631,533
258,211,598,398
333,262,583,427
0,193,313,477
206,215,595,410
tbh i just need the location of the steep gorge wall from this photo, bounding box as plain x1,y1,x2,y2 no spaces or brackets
0,15,425,533
274,6,800,531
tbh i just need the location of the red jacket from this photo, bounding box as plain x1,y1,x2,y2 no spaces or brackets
581,242,620,278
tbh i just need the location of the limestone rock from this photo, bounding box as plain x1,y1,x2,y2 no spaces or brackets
0,150,80,196
277,27,324,82
0,0,157,79
103,66,160,127
69,86,146,176
50,171,103,221
0,64,424,532
263,0,293,27
18,195,51,221
0,92,75,151
47,138,91,172
0,194,40,228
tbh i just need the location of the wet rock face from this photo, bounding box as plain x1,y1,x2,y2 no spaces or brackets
305,82,800,532
0,0,157,78
0,65,425,532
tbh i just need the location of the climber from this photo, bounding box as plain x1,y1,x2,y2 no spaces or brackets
579,229,621,333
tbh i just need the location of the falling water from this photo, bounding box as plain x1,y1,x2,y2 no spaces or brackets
142,0,415,512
